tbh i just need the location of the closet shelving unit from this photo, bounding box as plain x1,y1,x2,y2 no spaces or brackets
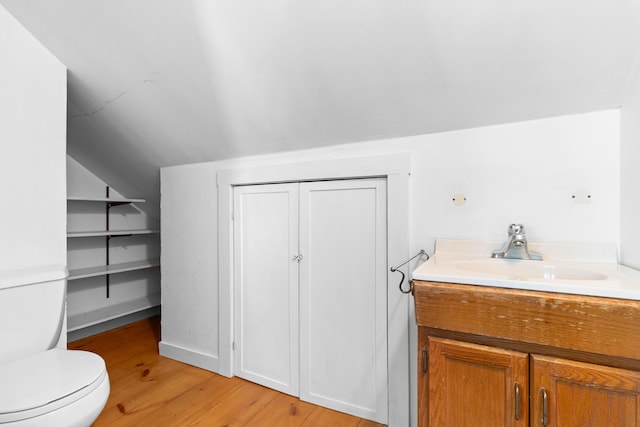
66,187,160,334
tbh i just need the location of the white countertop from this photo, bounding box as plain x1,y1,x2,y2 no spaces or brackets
412,240,640,300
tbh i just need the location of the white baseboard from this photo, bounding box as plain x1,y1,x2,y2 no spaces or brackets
159,341,220,374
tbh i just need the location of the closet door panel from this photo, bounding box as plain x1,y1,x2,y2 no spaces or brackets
299,179,388,423
233,183,299,396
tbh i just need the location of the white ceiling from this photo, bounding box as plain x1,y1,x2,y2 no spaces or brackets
3,0,640,217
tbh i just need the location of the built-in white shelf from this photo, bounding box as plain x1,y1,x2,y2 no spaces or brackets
68,258,160,280
66,187,160,335
67,196,146,204
67,229,159,238
67,293,161,332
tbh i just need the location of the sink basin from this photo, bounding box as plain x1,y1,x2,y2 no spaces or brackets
411,240,640,299
453,259,607,281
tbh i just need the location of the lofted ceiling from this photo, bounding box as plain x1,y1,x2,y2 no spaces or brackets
2,0,640,219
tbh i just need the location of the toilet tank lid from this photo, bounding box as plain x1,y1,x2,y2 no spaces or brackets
0,265,67,290
0,349,106,414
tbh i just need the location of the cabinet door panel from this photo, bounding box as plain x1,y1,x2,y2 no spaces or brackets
428,337,528,427
418,328,430,427
299,179,388,423
233,183,299,396
532,355,640,427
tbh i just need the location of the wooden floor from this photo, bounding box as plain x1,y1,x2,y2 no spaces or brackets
69,316,386,426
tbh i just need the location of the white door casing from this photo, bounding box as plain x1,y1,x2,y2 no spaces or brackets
217,153,411,426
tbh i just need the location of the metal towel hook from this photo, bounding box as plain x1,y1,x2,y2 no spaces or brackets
391,249,429,294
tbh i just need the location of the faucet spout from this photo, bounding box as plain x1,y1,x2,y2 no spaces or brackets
491,224,543,260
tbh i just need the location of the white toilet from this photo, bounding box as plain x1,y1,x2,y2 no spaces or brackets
0,266,110,426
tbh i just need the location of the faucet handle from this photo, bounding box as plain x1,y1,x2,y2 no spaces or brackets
508,224,525,236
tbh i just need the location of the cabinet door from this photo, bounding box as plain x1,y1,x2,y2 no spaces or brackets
233,183,300,396
233,179,388,422
428,337,529,427
532,355,640,427
418,327,430,427
299,179,388,424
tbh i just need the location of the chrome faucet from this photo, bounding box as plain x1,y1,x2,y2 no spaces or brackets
491,224,542,260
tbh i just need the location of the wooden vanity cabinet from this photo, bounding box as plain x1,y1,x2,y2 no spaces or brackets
531,355,640,427
426,336,528,426
414,280,640,427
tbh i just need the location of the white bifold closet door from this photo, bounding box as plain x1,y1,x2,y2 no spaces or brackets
233,183,300,396
298,179,388,423
233,179,387,423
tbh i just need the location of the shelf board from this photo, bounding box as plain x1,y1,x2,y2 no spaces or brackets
68,259,160,280
67,229,159,238
67,293,161,332
67,196,146,204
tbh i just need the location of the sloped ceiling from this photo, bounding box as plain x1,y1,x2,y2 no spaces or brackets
2,0,640,219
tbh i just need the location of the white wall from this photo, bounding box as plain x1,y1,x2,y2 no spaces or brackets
160,163,219,369
621,67,640,269
161,109,620,425
0,5,66,271
409,110,619,250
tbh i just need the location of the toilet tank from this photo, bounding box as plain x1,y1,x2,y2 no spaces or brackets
0,266,67,365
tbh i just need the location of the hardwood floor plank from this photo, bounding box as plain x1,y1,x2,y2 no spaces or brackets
300,407,360,427
69,316,387,426
93,360,212,426
95,350,163,383
183,381,280,426
244,393,317,426
101,369,246,426
71,319,159,366
147,374,247,425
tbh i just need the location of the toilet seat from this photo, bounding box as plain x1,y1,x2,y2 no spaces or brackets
0,349,108,423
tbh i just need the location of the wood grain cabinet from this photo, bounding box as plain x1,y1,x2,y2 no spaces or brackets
425,337,528,426
414,280,640,427
531,355,640,427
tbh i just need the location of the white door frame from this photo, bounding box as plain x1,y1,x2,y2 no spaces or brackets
217,153,411,427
